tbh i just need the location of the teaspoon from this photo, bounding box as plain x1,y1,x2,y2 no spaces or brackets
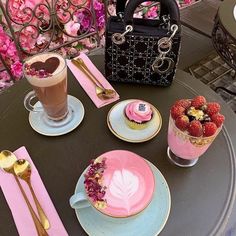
71,58,117,100
14,159,50,230
0,150,48,236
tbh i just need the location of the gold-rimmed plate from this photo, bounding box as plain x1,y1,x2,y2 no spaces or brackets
107,99,162,143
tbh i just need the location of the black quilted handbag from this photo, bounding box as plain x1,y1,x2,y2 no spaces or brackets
105,0,181,86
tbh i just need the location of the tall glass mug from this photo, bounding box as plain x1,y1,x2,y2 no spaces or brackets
23,52,68,124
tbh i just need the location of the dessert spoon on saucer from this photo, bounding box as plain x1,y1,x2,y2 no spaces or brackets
71,58,116,100
0,150,48,236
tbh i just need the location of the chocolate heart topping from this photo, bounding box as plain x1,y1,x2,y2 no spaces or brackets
30,57,60,74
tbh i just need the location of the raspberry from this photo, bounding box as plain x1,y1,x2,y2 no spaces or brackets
211,113,225,127
206,102,220,116
171,105,185,120
187,120,203,137
203,122,217,137
175,115,189,131
174,99,191,109
191,96,206,108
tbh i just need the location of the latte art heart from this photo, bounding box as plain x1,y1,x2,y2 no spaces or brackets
109,169,139,213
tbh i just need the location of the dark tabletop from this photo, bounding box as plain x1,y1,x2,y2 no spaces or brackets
1,55,236,236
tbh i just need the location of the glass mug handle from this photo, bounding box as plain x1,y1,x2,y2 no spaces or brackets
24,91,43,112
70,192,91,209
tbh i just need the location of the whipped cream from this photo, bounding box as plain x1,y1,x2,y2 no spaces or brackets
24,52,66,87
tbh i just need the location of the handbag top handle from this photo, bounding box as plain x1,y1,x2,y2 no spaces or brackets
123,0,180,26
116,0,127,16
116,0,169,18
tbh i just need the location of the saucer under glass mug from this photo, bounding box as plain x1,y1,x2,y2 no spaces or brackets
23,52,73,127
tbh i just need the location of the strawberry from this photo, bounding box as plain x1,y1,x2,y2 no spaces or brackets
174,99,191,109
171,105,185,120
211,113,225,127
203,122,217,137
175,115,189,131
188,120,203,137
206,102,220,116
191,96,206,109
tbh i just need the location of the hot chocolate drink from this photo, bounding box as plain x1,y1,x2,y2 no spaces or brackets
24,53,68,120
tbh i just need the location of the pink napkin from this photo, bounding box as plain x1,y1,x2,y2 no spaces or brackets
67,53,119,108
0,146,68,236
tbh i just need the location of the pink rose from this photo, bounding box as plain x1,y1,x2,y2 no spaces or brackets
0,28,11,56
6,41,18,58
0,25,22,83
75,11,92,31
19,26,37,50
184,0,192,4
56,8,70,23
36,33,50,47
0,71,13,89
141,1,152,6
48,41,60,49
145,6,158,19
64,20,80,36
94,0,103,11
11,61,23,79
0,71,11,82
7,0,39,24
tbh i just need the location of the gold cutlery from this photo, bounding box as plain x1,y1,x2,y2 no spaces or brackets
71,58,116,100
14,159,50,230
0,150,49,236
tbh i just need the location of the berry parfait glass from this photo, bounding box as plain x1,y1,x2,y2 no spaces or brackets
167,96,225,167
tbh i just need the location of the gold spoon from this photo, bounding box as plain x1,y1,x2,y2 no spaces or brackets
71,58,117,100
0,150,48,236
13,159,50,230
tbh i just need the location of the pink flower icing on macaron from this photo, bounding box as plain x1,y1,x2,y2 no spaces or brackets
125,101,153,123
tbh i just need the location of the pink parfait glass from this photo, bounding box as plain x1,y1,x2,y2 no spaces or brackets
167,115,222,167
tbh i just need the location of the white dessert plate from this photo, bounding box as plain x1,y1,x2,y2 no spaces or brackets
73,150,171,236
107,99,162,143
234,4,236,21
29,95,84,136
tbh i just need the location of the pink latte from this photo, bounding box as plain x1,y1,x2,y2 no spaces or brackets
84,150,155,218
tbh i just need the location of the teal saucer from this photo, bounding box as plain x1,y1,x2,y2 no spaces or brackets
74,161,171,236
29,95,84,136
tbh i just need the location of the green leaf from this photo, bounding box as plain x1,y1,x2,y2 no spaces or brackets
75,43,84,50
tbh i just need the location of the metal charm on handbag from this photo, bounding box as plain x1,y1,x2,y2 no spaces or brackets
105,0,181,86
